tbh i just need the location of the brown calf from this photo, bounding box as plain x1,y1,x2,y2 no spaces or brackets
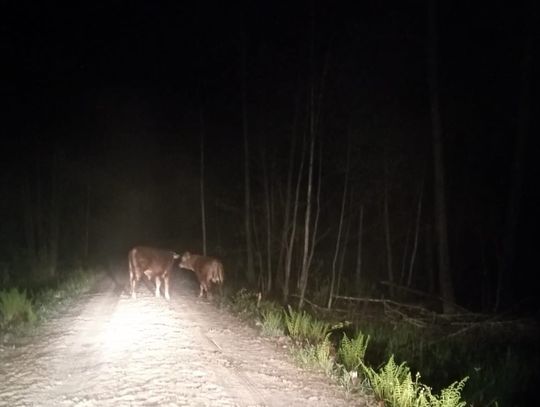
128,246,179,300
179,252,224,298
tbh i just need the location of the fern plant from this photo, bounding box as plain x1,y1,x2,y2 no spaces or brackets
361,355,410,402
315,333,335,375
0,288,37,326
285,305,309,342
426,377,468,407
338,331,370,371
292,333,335,375
360,355,468,407
284,305,331,345
260,308,285,337
308,318,332,344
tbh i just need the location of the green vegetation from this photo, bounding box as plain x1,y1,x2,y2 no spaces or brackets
224,289,540,406
356,318,539,406
284,305,331,345
0,268,96,335
228,288,261,318
293,333,335,376
360,355,468,407
0,288,37,327
260,307,285,337
337,331,370,372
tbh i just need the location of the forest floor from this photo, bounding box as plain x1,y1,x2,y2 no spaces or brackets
0,270,372,406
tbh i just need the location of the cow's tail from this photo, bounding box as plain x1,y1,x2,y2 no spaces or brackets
211,261,224,285
128,248,136,296
128,248,135,277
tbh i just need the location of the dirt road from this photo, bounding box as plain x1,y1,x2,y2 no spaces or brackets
0,271,367,406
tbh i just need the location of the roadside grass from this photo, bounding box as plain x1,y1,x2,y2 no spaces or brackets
284,305,331,345
223,288,539,406
0,288,37,327
292,333,335,376
260,307,284,337
0,268,97,338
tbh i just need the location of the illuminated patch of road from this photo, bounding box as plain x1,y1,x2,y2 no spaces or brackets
0,274,363,406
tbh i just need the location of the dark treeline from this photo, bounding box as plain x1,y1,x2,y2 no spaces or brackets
2,1,537,315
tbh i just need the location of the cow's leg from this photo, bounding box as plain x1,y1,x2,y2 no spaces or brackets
130,273,137,299
198,283,204,297
155,276,162,298
164,275,170,301
201,283,209,298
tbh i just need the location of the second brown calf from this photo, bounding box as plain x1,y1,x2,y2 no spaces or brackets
179,252,224,298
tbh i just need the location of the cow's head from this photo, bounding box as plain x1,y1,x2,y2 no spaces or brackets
179,251,191,268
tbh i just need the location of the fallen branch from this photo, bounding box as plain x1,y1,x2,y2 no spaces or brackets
380,280,470,313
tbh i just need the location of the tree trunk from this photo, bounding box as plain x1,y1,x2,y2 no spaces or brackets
298,130,315,309
428,0,456,313
241,35,255,284
283,133,306,302
251,207,264,291
261,140,273,293
399,225,411,286
425,224,436,295
83,181,90,266
199,101,207,256
48,148,59,278
383,154,395,297
307,134,322,286
22,176,36,272
276,83,301,295
328,134,350,309
407,178,424,287
355,204,364,294
298,3,328,309
336,209,352,300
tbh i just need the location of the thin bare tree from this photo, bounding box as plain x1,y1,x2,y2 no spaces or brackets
355,204,364,294
48,147,59,277
83,179,90,265
336,207,352,300
306,134,323,287
283,131,306,302
298,127,315,309
276,87,300,295
199,97,207,255
407,178,424,287
328,133,351,308
260,137,273,294
399,224,411,287
298,3,329,309
241,33,255,284
428,0,455,312
383,153,395,297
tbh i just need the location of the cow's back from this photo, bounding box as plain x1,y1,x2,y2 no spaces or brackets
191,255,224,284
130,246,175,271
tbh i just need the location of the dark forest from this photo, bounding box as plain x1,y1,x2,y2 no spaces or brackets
3,1,538,317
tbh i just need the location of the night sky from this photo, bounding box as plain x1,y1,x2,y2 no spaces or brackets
3,1,538,314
